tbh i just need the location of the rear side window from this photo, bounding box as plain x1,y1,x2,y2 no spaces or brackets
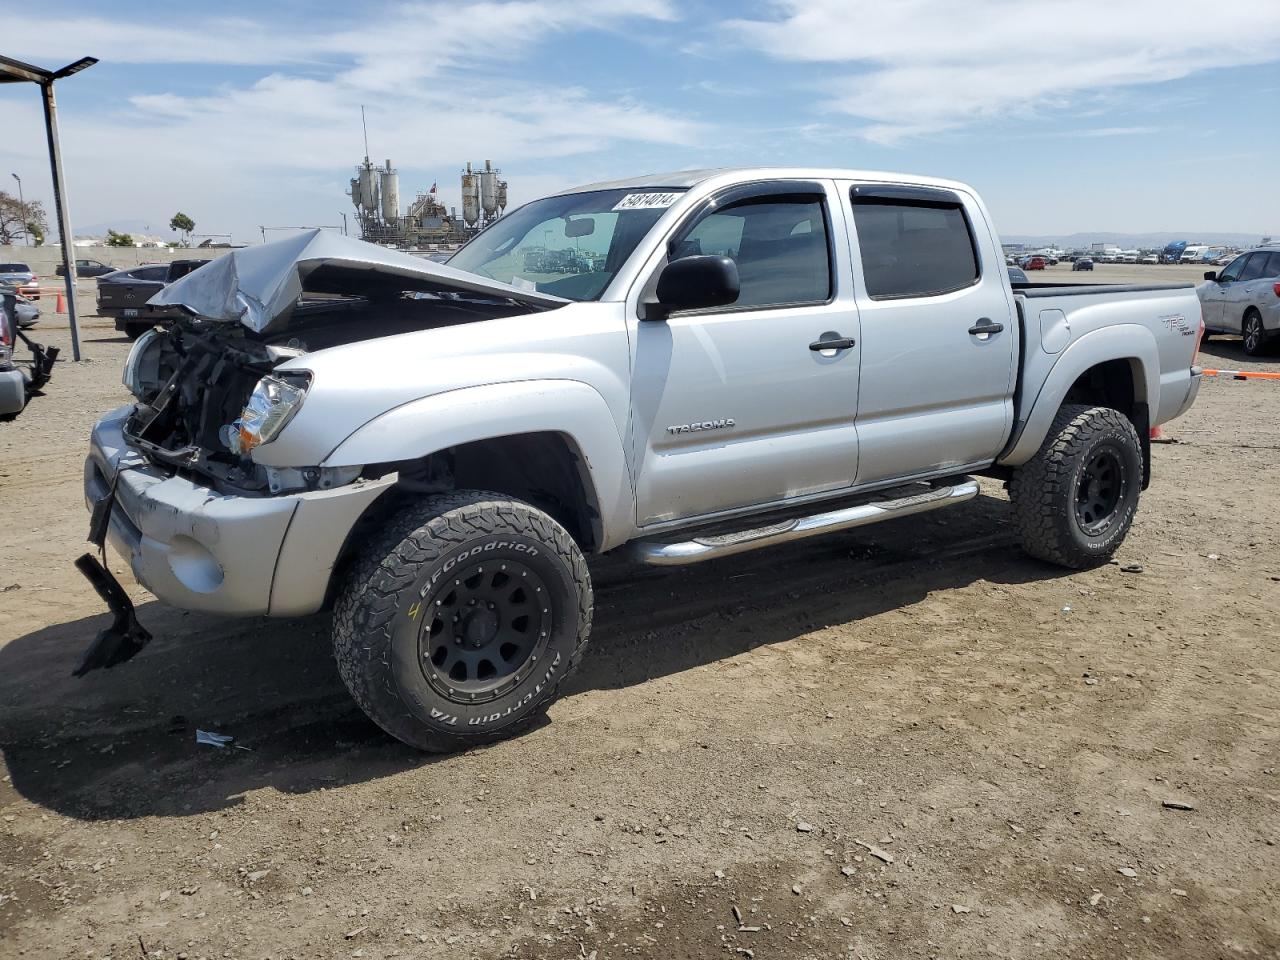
1263,252,1280,278
852,198,979,299
673,196,832,309
131,266,169,281
1239,253,1270,282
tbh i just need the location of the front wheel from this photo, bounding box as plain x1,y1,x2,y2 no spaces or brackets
1242,311,1267,357
1009,404,1142,569
332,491,593,752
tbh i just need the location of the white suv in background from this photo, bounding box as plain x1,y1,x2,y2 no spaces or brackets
1199,246,1280,355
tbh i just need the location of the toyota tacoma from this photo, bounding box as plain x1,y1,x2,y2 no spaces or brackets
80,168,1204,751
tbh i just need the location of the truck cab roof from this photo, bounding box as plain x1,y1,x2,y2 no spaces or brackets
561,167,977,197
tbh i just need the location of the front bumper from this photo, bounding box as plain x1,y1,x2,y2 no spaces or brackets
85,405,395,616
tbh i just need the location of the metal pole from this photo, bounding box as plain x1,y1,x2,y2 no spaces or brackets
40,80,81,361
10,173,26,245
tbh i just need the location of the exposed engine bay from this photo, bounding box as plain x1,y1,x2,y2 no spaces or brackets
122,293,541,494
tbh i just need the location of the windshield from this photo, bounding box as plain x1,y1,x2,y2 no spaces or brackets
448,187,686,301
0,264,31,273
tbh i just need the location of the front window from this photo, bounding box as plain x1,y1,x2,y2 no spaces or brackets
1217,255,1248,283
448,188,685,301
672,195,832,308
1238,253,1269,283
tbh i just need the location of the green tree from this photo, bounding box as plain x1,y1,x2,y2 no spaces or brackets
0,190,47,245
105,229,135,247
169,211,195,246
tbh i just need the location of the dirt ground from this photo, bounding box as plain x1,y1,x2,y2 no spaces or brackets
2,266,1277,959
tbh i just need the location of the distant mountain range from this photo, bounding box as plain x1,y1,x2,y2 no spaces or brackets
1002,231,1271,250
73,219,173,238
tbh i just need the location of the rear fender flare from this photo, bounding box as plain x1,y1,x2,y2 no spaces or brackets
1000,325,1158,467
321,380,633,551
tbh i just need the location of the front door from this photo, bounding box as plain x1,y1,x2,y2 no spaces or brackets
842,182,1016,486
629,182,861,526
1202,253,1248,330
1223,251,1275,333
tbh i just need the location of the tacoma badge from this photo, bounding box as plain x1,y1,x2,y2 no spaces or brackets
666,418,735,435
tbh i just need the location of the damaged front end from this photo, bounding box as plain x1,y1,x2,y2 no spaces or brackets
76,230,569,676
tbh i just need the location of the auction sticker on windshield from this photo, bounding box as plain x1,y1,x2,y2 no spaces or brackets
612,192,682,212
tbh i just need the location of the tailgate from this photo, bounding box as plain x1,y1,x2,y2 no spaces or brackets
99,282,161,311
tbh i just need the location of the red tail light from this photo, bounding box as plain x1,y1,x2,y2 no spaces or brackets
0,305,11,348
1273,282,1280,297
1194,309,1205,362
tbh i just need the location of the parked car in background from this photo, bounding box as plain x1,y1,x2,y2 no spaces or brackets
0,284,57,420
96,260,210,338
0,262,40,300
55,258,116,279
1199,246,1280,355
1025,256,1047,270
1140,255,1159,265
1073,258,1094,271
13,292,38,328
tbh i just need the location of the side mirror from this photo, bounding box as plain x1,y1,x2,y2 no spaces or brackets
1203,271,1217,281
645,255,740,321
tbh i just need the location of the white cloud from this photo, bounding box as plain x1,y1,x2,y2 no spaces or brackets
0,0,698,240
725,0,1280,143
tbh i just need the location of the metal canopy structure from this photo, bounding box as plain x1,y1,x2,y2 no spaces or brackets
0,53,97,361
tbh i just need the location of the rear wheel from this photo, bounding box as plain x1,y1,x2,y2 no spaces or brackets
1010,404,1142,569
332,491,593,752
1242,310,1267,356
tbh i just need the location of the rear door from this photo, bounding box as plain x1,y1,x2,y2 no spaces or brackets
842,183,1016,486
629,180,861,526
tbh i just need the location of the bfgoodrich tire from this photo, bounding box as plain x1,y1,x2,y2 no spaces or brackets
332,491,593,752
1009,404,1142,569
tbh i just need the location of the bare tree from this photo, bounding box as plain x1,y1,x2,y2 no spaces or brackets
0,190,47,246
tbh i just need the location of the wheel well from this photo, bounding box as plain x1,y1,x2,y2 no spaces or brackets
321,432,602,610
1063,358,1140,420
1062,357,1151,490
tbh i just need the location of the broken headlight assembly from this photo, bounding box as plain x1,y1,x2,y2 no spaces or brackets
222,371,311,455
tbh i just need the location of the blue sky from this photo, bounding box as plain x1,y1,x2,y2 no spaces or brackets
2,0,1278,244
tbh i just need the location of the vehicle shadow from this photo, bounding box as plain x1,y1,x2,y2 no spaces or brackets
84,335,133,345
1199,336,1280,365
0,492,1072,821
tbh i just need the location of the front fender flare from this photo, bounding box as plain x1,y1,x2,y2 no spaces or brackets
999,324,1158,467
321,380,634,551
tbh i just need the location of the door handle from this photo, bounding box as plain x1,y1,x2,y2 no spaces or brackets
968,318,1004,336
809,335,856,351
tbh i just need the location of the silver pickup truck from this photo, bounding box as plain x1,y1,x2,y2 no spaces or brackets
80,168,1203,751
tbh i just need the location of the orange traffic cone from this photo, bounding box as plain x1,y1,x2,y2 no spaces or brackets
55,292,66,314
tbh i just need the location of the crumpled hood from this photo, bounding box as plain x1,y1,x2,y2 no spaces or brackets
146,228,568,334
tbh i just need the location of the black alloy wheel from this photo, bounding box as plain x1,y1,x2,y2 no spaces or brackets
1074,446,1126,537
418,558,553,705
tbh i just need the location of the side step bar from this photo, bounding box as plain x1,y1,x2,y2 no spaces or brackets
629,478,981,566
